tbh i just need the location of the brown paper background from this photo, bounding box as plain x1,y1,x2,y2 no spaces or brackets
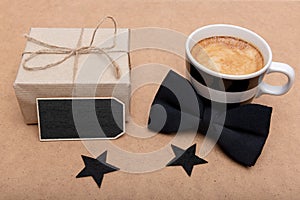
1,0,299,199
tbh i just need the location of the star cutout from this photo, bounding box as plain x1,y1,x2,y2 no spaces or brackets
76,151,119,188
167,144,207,176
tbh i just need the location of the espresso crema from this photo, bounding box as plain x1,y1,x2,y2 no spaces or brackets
191,36,264,75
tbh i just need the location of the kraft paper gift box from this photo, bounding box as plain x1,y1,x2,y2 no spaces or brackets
14,27,131,124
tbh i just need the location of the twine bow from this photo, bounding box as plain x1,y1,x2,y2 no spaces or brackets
23,16,123,82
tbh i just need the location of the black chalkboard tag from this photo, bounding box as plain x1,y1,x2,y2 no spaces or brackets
37,97,125,141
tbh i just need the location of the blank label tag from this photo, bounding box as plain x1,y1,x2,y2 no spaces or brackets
37,97,125,141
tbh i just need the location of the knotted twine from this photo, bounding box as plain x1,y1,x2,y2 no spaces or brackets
22,16,124,82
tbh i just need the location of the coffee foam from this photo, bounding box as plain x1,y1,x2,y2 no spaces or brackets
191,36,264,75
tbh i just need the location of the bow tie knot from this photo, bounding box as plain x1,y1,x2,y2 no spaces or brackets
198,107,212,134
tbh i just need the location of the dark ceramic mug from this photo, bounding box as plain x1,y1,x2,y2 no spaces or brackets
186,24,295,104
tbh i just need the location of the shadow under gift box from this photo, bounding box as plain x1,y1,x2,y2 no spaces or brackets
13,28,131,124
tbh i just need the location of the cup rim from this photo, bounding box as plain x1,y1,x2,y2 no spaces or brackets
185,24,273,80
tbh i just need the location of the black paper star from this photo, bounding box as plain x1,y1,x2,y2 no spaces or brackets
167,144,207,176
76,151,119,188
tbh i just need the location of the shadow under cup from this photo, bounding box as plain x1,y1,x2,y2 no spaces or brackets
185,24,295,106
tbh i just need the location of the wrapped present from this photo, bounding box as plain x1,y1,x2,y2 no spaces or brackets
14,17,131,124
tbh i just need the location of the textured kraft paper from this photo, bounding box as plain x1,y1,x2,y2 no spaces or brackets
1,1,300,200
14,28,131,124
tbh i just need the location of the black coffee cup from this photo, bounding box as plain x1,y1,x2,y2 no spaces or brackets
186,24,295,104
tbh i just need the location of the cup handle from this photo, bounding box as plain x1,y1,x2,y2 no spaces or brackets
256,62,295,97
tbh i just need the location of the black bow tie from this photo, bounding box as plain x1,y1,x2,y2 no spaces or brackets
148,70,272,167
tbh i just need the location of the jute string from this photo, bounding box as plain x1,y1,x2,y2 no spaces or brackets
22,16,124,82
